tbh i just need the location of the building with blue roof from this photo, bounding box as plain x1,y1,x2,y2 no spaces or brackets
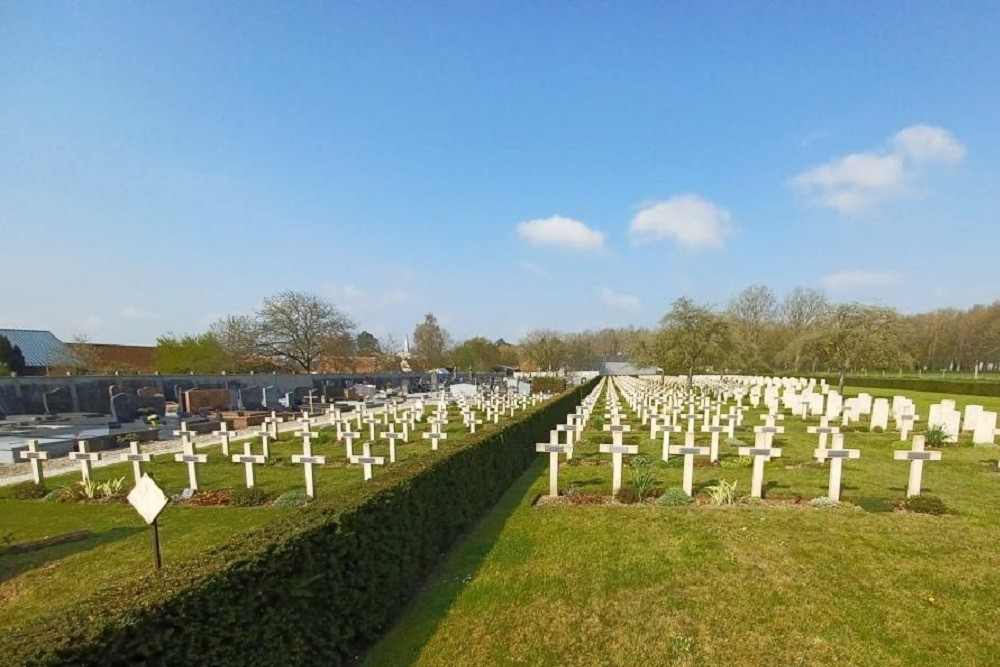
0,329,71,375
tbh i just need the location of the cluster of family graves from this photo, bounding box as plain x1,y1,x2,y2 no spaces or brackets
534,374,1000,504
15,388,551,502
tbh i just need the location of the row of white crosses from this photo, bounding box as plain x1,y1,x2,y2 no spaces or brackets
536,378,605,496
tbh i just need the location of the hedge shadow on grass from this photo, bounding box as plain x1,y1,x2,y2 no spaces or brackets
0,526,143,583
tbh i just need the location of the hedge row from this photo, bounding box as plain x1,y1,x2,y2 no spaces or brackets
812,375,1000,398
2,379,596,666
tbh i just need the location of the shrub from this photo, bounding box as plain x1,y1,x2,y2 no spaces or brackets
705,479,739,506
720,456,752,469
99,477,127,499
0,379,600,666
231,487,270,507
924,426,950,447
810,496,838,508
658,487,693,507
615,485,641,505
272,491,311,509
43,490,64,502
11,481,48,499
903,494,948,515
629,456,655,499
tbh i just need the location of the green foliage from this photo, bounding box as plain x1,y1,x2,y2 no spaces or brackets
720,456,753,469
0,335,26,374
628,456,655,499
615,485,641,504
638,297,731,386
658,487,693,507
154,332,229,374
99,477,127,499
810,496,838,507
0,379,597,666
272,491,311,509
811,375,1000,399
705,479,739,506
903,494,949,515
11,481,48,500
231,487,270,507
924,426,950,447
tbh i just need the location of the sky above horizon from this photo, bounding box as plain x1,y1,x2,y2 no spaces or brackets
3,2,999,346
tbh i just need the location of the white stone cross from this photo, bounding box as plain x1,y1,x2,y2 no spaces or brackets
536,438,570,497
349,442,385,481
296,423,319,451
701,421,726,462
123,441,152,486
669,432,709,497
232,443,266,488
894,435,941,498
381,428,405,463
422,430,448,451
341,430,360,458
654,422,682,461
174,439,208,491
753,424,785,448
265,412,285,439
19,439,49,484
256,429,272,458
599,441,638,494
213,422,233,456
363,415,378,441
68,440,101,483
814,433,860,502
897,412,919,441
739,432,782,498
807,417,839,450
465,411,483,434
291,439,326,498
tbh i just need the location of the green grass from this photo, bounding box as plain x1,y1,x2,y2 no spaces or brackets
0,405,508,633
366,384,1000,666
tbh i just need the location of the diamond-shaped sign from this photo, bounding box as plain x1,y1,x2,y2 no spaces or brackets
127,473,168,525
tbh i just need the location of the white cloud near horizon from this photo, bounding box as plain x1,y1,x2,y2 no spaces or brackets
516,216,606,251
598,287,640,312
791,124,965,214
629,194,733,249
822,270,902,290
121,306,159,321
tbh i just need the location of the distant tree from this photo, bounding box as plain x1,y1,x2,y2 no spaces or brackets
727,285,779,371
451,337,499,372
638,297,731,389
355,331,382,357
413,314,451,369
258,291,355,372
780,287,829,372
209,314,272,372
811,303,906,393
154,333,228,374
519,330,567,371
0,336,26,375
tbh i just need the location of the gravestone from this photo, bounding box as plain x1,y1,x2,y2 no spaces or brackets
972,411,999,446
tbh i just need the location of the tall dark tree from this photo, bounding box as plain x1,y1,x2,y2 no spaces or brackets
0,336,26,374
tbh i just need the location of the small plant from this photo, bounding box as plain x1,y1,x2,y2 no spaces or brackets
11,481,48,499
629,456,656,499
231,487,270,507
903,494,948,515
720,456,753,469
272,491,311,509
43,489,64,502
615,485,641,505
77,479,100,500
658,487,693,507
810,496,838,507
563,484,584,497
99,477,127,499
924,426,950,447
724,437,745,447
704,478,739,506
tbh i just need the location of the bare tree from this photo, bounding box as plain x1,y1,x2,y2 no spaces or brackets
727,285,779,370
781,287,828,371
519,330,567,372
412,314,451,369
258,291,355,372
209,314,266,372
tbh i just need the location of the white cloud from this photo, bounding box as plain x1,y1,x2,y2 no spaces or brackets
791,124,965,214
822,270,902,290
519,260,546,277
516,216,605,252
598,287,640,312
629,194,733,249
892,125,966,164
326,284,410,314
121,306,159,321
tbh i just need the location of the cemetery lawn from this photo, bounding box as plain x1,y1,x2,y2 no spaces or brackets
366,386,1000,667
0,407,479,633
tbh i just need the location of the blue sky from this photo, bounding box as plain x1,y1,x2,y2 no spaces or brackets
3,2,999,345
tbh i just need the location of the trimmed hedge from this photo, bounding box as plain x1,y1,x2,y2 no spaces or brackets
812,375,1000,398
2,379,597,666
530,376,568,394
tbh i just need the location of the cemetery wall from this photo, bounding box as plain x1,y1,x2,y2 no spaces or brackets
2,378,598,666
0,372,507,414
812,375,1000,398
